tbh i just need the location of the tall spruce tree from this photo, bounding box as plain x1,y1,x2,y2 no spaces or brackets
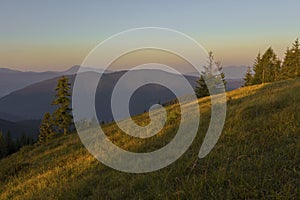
261,48,281,82
281,38,300,79
52,76,73,135
243,66,253,86
252,53,262,84
39,112,54,143
195,52,226,98
252,48,280,84
281,48,294,80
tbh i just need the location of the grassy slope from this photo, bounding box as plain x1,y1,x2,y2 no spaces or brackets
0,79,299,200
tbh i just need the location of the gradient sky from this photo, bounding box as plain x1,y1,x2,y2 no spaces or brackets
0,0,300,71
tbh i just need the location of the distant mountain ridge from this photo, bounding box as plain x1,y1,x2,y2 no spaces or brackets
0,65,247,98
186,65,248,79
0,68,61,98
0,68,23,74
0,69,244,122
222,66,248,79
0,65,117,98
0,70,192,121
0,66,81,98
0,68,243,139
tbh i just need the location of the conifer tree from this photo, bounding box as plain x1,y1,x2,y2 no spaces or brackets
252,48,280,84
20,132,28,146
195,75,209,98
5,131,15,154
216,61,226,87
243,66,253,86
38,112,54,143
195,52,226,98
0,131,7,158
52,76,73,135
292,38,300,77
252,53,262,84
195,52,213,98
281,38,300,79
281,48,294,80
261,48,281,82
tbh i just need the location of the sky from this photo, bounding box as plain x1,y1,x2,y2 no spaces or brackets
0,0,300,72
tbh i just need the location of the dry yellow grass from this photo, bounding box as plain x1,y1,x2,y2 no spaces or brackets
0,78,299,199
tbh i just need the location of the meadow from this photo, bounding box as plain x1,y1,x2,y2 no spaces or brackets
0,78,299,199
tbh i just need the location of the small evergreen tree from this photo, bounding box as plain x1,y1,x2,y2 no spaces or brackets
39,112,54,143
5,131,15,155
195,52,226,98
20,132,28,146
243,66,253,86
52,76,73,135
0,131,7,158
195,75,209,98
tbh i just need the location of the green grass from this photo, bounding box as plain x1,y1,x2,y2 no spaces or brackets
0,78,299,199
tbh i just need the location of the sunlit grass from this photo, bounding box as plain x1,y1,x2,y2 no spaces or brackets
0,78,299,199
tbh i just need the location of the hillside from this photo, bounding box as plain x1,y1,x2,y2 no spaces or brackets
0,79,299,199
